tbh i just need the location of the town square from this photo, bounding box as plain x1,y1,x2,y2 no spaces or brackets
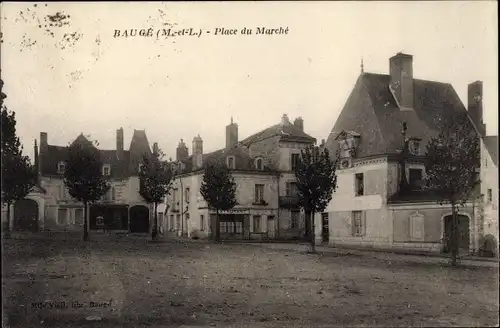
1,2,498,327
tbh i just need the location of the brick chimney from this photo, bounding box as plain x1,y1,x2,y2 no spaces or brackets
389,52,414,110
176,139,189,161
226,117,238,149
192,135,203,170
467,81,486,136
293,117,304,131
281,114,290,126
40,132,48,152
152,142,159,155
116,127,124,160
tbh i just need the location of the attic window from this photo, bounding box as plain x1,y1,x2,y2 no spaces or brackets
255,157,263,170
102,164,111,176
337,133,360,159
408,138,422,155
227,156,235,169
57,161,66,174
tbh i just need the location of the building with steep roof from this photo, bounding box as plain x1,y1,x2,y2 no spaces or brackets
7,128,156,233
315,52,483,255
162,114,316,240
479,135,498,255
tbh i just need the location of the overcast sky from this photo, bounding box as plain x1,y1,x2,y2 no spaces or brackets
1,1,498,161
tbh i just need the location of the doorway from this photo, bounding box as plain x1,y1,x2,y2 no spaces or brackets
130,205,150,233
443,214,470,253
14,199,39,232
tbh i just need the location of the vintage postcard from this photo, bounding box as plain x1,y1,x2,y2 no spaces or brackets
1,1,498,327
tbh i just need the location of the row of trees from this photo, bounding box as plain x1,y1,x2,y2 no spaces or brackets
1,73,479,265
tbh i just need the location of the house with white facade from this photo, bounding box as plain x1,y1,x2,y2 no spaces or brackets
315,52,483,255
161,114,316,240
4,128,157,234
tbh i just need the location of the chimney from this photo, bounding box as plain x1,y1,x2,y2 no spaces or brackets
281,114,290,126
176,139,189,161
192,135,203,170
226,116,239,149
116,127,124,160
153,142,159,155
34,139,40,177
468,81,486,135
293,117,304,131
40,132,48,152
389,52,414,110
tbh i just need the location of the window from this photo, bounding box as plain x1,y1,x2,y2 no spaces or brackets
57,208,68,225
169,215,174,230
355,173,364,196
488,189,492,202
255,184,264,203
57,161,66,174
291,153,300,171
339,140,351,158
253,215,261,233
255,158,263,170
200,215,205,231
102,164,111,176
409,169,423,190
185,188,190,203
176,215,181,230
408,138,421,155
75,208,84,226
291,210,300,229
352,211,364,236
286,181,298,197
221,220,243,234
227,156,235,169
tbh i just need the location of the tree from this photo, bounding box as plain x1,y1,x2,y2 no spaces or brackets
138,146,173,241
1,79,37,237
200,161,237,242
424,112,480,266
64,142,110,241
294,145,338,253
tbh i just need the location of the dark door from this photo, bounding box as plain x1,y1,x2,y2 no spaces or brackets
443,215,470,253
321,212,329,242
14,199,38,232
130,205,150,233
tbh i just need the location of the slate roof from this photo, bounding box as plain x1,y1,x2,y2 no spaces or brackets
325,73,477,158
241,122,315,146
483,136,498,167
40,130,151,178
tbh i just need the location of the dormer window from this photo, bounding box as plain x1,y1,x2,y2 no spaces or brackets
226,156,235,169
408,137,422,155
335,131,360,159
102,164,111,176
255,157,264,170
57,161,66,174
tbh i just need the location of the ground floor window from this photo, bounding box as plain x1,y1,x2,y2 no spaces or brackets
352,211,365,236
291,211,300,229
220,221,243,234
75,208,84,226
57,208,69,225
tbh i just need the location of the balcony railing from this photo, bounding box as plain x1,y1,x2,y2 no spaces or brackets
279,196,300,209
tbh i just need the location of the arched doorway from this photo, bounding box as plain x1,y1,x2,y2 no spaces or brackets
14,199,39,232
130,205,149,233
443,214,470,253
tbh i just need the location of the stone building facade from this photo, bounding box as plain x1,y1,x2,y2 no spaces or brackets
4,128,156,233
161,114,316,240
315,52,484,255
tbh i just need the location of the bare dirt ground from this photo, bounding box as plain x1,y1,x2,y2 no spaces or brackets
2,235,499,328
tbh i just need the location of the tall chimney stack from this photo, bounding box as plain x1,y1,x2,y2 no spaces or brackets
40,132,48,152
389,52,414,110
225,117,239,149
116,128,124,160
176,139,189,161
192,135,203,170
467,81,486,136
281,114,290,126
293,117,304,131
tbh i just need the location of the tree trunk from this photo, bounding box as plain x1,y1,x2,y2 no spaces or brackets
451,203,458,266
5,203,12,238
215,209,221,242
310,211,316,253
83,201,89,241
152,203,158,240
